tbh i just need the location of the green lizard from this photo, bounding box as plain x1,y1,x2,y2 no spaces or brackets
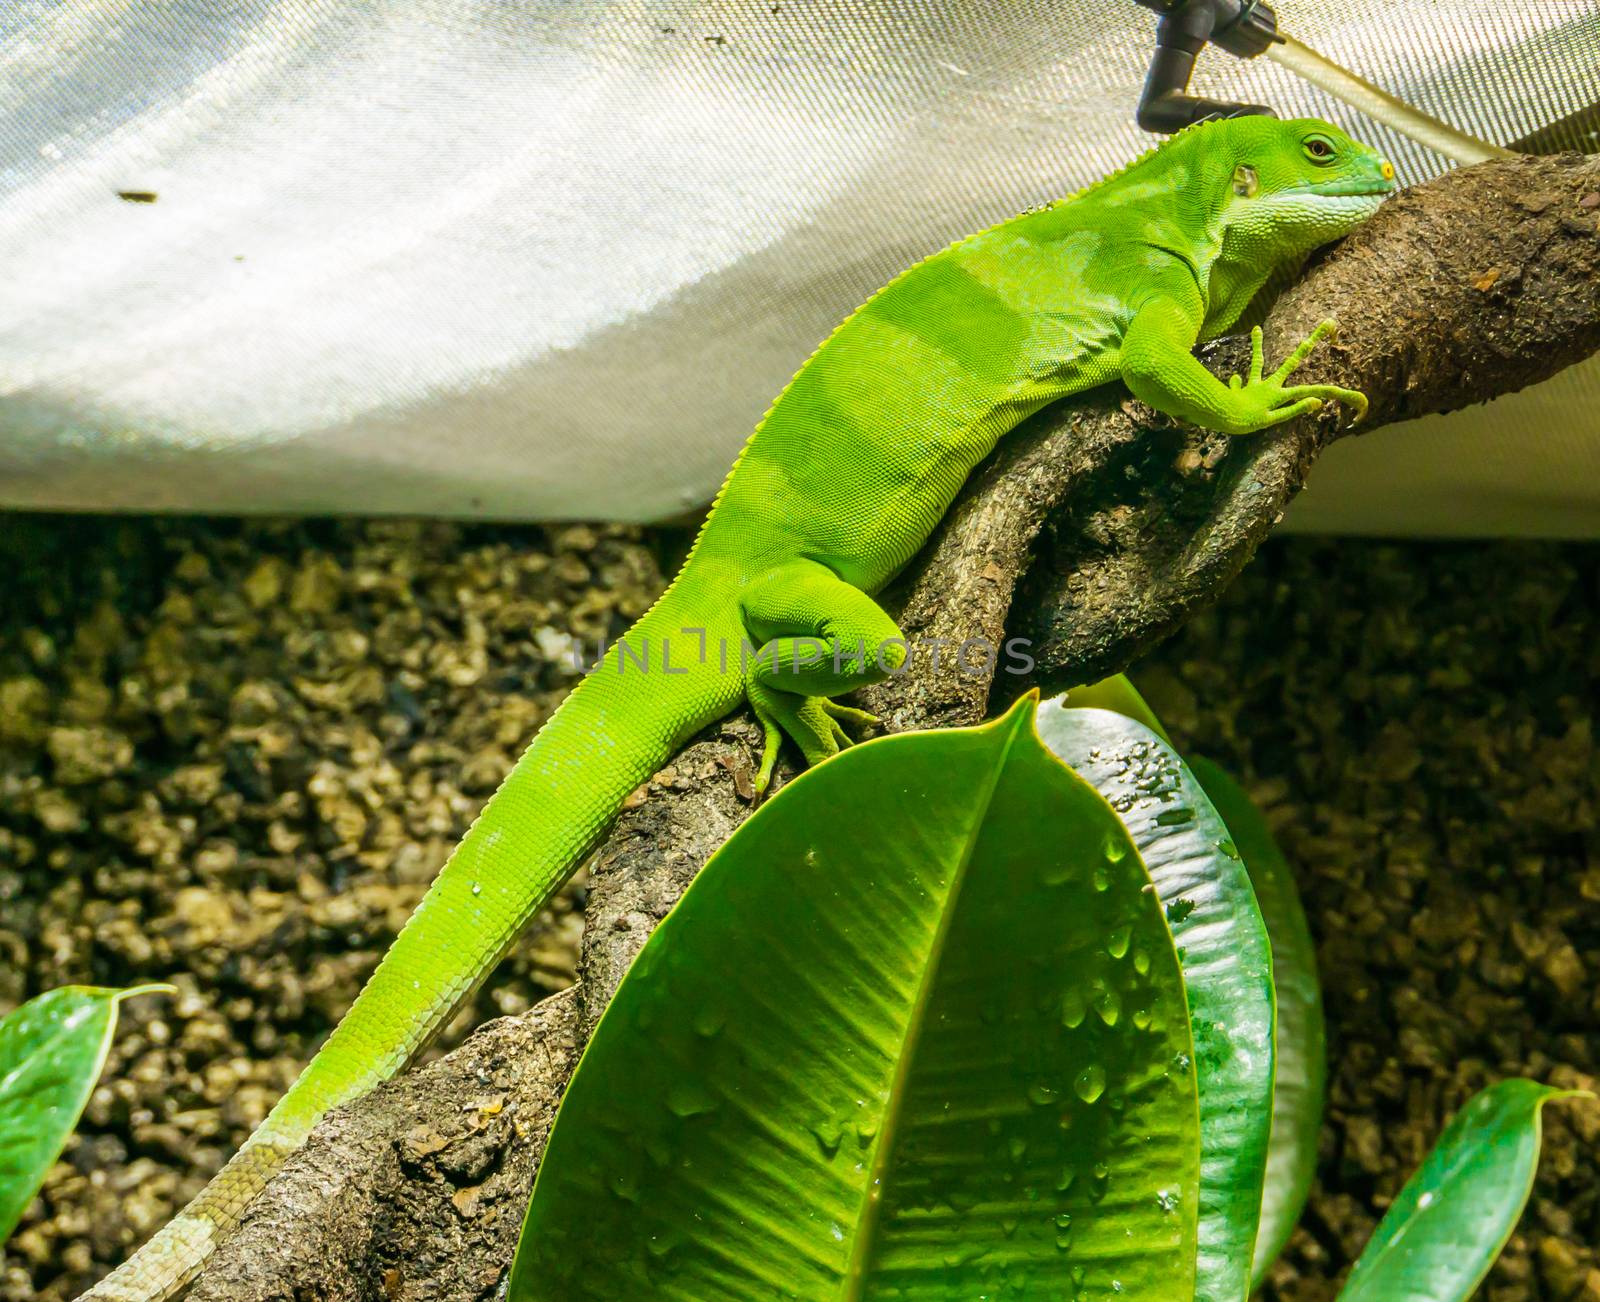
86,115,1394,1300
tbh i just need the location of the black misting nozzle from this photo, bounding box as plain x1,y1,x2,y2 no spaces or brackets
1130,0,1284,134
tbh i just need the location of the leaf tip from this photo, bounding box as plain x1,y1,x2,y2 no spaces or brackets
995,688,1041,728
112,983,178,1006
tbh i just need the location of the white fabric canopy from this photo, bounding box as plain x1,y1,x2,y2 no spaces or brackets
0,1,1596,534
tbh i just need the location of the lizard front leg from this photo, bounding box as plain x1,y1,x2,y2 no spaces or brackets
1121,287,1367,436
738,559,907,793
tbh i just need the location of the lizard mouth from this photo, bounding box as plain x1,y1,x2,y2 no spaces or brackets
1258,186,1391,227
1305,179,1397,197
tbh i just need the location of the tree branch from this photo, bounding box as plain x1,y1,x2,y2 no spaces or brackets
184,152,1600,1301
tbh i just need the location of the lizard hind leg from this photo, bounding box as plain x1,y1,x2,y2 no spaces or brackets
739,560,907,793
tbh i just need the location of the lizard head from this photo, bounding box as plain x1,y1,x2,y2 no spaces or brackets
1215,116,1397,254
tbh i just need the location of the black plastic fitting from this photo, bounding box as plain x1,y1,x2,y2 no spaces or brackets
1130,0,1284,134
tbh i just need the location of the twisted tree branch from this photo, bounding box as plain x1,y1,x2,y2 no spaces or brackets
183,152,1600,1301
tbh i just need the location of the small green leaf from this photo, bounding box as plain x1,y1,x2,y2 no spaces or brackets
0,984,172,1243
1035,703,1275,1302
512,694,1200,1300
1339,1079,1590,1302
1188,755,1325,1287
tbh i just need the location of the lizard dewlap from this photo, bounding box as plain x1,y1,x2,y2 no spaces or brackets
83,115,1393,1301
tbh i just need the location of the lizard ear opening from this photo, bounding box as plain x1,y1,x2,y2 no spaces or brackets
1232,164,1259,198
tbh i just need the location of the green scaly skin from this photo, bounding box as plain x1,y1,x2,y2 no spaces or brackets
85,116,1393,1300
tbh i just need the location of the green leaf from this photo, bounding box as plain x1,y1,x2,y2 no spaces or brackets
0,984,172,1244
1187,755,1325,1288
513,694,1200,1301
1339,1079,1589,1302
1035,703,1274,1302
1041,676,1323,1285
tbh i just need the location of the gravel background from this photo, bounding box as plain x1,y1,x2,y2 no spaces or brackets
0,515,1594,1301
1134,539,1599,1302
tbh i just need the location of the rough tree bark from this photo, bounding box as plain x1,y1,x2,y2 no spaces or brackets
184,152,1600,1301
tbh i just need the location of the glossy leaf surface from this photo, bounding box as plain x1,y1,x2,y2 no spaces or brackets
1339,1079,1587,1302
0,984,169,1243
1057,674,1173,747
1189,755,1325,1287
1035,703,1274,1302
513,695,1200,1300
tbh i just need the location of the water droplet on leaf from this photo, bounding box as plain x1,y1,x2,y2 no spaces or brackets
691,1004,726,1037
810,1119,843,1158
666,1082,717,1118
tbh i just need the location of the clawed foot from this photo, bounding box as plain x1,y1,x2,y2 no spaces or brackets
1225,319,1367,433
750,690,881,795
820,701,881,732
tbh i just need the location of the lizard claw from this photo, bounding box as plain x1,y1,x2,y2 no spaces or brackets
747,689,881,795
751,703,784,796
820,701,880,730
1221,321,1366,435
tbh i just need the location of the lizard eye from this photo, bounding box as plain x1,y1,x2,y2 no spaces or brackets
1303,136,1336,163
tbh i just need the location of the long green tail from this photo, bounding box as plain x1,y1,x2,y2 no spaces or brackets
82,596,744,1300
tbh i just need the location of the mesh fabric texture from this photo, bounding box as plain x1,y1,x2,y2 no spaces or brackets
0,0,1595,533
